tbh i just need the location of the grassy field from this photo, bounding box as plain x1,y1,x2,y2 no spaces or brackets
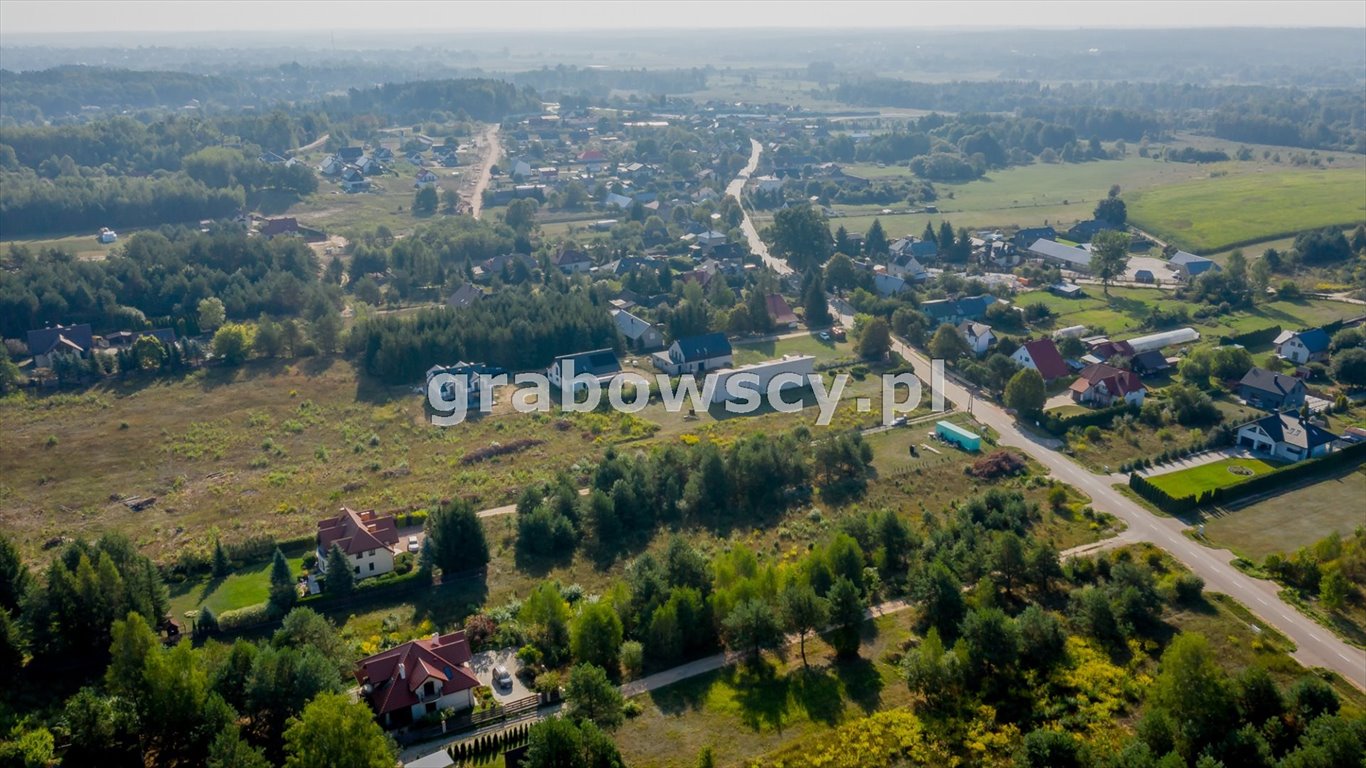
731,333,853,366
0,232,123,260
1202,465,1366,562
1128,168,1366,253
167,545,309,618
1146,457,1281,498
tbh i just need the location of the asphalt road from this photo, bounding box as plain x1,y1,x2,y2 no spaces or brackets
829,298,1366,690
728,139,792,276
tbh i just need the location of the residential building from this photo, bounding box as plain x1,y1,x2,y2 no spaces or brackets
26,324,94,368
414,170,438,188
1275,328,1331,365
766,294,799,328
1028,239,1092,271
98,227,118,244
1169,251,1219,280
958,321,995,356
654,332,733,375
709,355,815,404
1012,226,1057,249
1011,338,1071,381
1070,363,1147,407
873,273,909,297
1238,367,1307,411
889,237,938,262
356,632,479,728
258,217,300,239
1235,412,1339,462
921,295,994,327
547,348,621,393
425,361,502,409
887,253,928,282
612,308,664,352
1066,219,1116,243
1131,349,1173,375
446,283,482,309
316,507,399,581
553,244,593,274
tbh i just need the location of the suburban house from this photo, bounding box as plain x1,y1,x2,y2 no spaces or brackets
887,253,929,282
1131,349,1173,375
1011,338,1071,381
1168,251,1219,280
98,227,118,244
612,308,664,352
553,244,593,274
708,355,816,405
425,361,501,408
341,168,370,193
258,217,300,239
654,332,733,375
1070,363,1147,407
337,146,365,163
873,273,909,297
1012,226,1057,249
547,348,622,393
1082,339,1135,365
1027,239,1091,271
356,631,479,728
1238,367,1308,411
318,155,345,176
889,237,938,262
446,283,482,309
1065,219,1116,243
1275,328,1332,365
414,169,439,188
316,507,399,581
958,321,995,356
105,328,177,349
766,294,799,328
1235,412,1339,463
921,295,994,327
26,324,94,368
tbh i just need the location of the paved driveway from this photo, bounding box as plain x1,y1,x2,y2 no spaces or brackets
468,648,532,703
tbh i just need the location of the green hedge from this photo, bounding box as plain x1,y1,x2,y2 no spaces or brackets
1129,440,1366,513
1219,325,1281,349
1043,403,1137,436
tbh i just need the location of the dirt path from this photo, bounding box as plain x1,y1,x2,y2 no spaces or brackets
290,133,330,156
468,125,502,220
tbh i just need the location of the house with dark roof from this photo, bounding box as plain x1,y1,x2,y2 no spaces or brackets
766,294,798,329
887,253,928,282
337,146,365,162
317,507,400,581
1011,338,1071,381
1070,363,1146,407
655,332,733,375
921,296,994,327
105,328,177,349
1012,226,1057,249
258,217,300,239
446,283,482,309
341,168,370,193
890,237,938,262
1275,328,1331,365
26,324,94,368
1169,251,1218,280
612,308,664,352
548,348,621,393
356,631,479,728
1131,349,1172,375
1082,339,1135,365
1066,219,1116,243
553,244,593,274
1235,412,1339,463
1238,367,1307,412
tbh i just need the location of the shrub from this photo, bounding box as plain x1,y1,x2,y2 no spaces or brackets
621,640,644,680
217,602,272,631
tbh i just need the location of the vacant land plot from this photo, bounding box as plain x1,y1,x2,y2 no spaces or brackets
1202,466,1366,562
1147,457,1281,498
1128,169,1366,253
731,333,853,366
0,232,122,260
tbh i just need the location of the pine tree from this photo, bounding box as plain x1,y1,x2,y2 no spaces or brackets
324,544,355,597
267,548,297,616
212,539,230,578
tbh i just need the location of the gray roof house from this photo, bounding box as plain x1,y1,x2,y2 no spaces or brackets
612,309,664,352
653,332,733,375
1236,412,1339,463
1027,239,1092,271
27,324,94,368
1169,251,1219,280
1237,367,1307,412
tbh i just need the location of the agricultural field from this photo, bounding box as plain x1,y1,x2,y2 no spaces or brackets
1127,168,1366,253
1200,465,1366,562
1145,457,1281,498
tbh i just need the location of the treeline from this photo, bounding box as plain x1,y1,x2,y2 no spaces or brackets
347,285,619,383
0,229,330,337
0,65,252,121
330,78,541,122
506,66,709,98
834,79,1365,152
0,171,245,238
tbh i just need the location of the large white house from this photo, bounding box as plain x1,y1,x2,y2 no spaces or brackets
958,321,995,356
708,355,816,405
653,332,733,375
1235,412,1339,462
316,507,399,581
1274,328,1331,365
356,631,479,728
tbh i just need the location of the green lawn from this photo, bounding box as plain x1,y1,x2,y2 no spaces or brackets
1147,457,1281,498
731,334,853,366
1128,168,1366,253
1202,466,1366,562
168,547,309,618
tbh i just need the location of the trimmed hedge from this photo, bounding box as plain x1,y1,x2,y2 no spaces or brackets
1043,403,1137,436
1219,325,1281,349
1129,440,1366,513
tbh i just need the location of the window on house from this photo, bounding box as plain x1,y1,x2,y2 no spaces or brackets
369,562,375,572
354,566,360,575
426,701,437,714
355,552,362,560
424,681,435,696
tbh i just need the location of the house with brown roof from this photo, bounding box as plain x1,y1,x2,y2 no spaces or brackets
1070,363,1146,407
356,632,480,728
1011,338,1071,381
553,244,593,274
26,324,94,368
317,507,400,581
766,293,798,329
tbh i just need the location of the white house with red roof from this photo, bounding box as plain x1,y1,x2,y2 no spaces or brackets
1070,363,1147,407
356,631,480,728
1011,338,1071,382
316,507,399,581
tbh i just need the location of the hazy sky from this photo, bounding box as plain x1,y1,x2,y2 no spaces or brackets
2,0,1363,34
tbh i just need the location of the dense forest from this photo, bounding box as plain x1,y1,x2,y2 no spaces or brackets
833,79,1366,153
348,285,619,383
0,65,253,121
0,228,334,337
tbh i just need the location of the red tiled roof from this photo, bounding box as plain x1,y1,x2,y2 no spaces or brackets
766,293,797,325
1073,363,1145,397
356,632,478,716
317,507,399,556
1020,339,1070,381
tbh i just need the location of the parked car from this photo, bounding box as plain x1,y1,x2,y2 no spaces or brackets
494,665,513,689
892,416,908,427
817,331,831,341
407,536,420,553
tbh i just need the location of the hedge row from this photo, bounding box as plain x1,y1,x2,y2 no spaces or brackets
1129,440,1366,514
1043,402,1138,436
1219,325,1281,349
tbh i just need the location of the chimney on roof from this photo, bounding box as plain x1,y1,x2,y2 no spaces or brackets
398,663,406,680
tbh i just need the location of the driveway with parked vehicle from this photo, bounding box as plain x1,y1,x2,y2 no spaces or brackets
468,648,532,704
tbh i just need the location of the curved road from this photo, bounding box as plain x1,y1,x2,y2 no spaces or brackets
826,298,1366,689
468,124,502,220
727,139,791,276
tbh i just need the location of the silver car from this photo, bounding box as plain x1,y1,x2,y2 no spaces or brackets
493,665,513,689
407,535,420,553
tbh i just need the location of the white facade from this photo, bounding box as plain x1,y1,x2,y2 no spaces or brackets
1235,422,1332,463
319,545,395,581
708,355,816,404
405,687,474,724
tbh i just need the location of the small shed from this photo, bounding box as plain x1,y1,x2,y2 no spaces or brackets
935,421,982,452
